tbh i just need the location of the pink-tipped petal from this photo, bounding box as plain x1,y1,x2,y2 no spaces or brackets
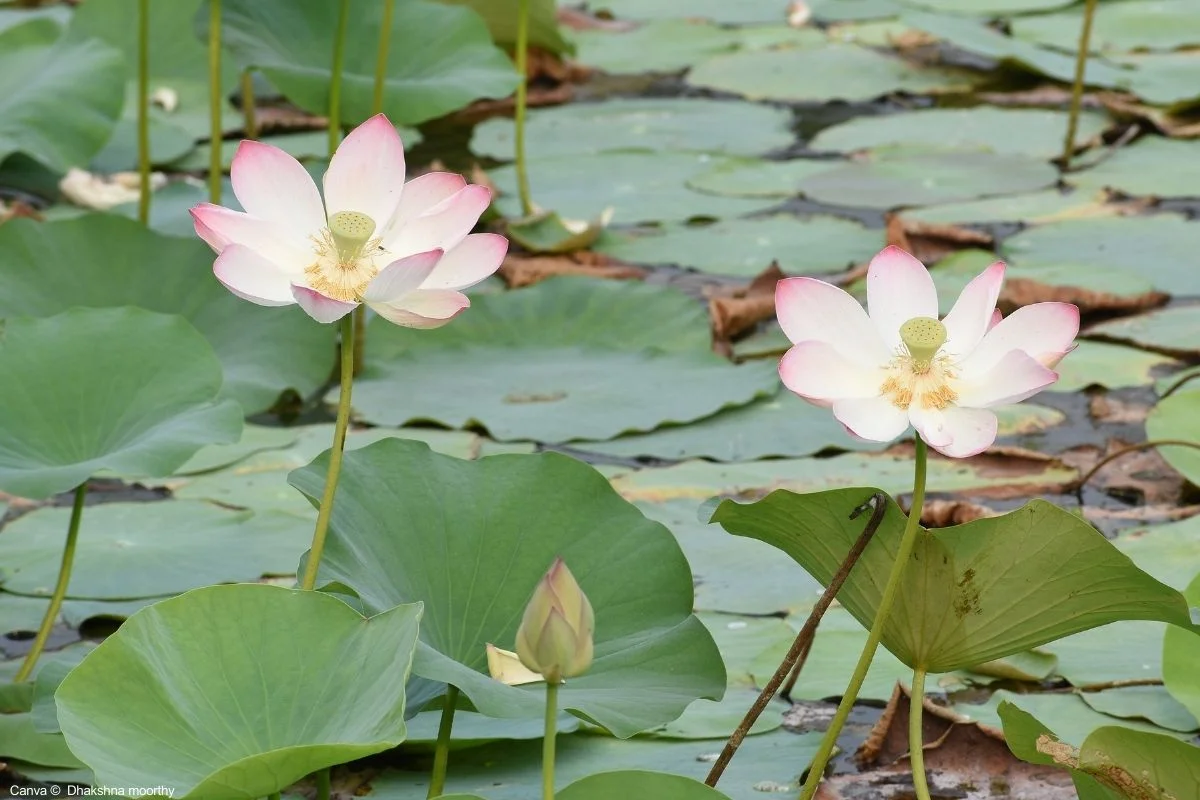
291,285,357,323
213,244,297,306
775,278,891,368
323,114,407,226
959,302,1080,376
361,249,443,303
955,349,1059,408
422,233,508,291
922,408,998,459
230,140,326,242
831,396,910,442
866,246,938,351
382,184,491,257
780,341,884,403
190,204,309,272
942,261,1005,359
368,288,470,329
988,308,1003,330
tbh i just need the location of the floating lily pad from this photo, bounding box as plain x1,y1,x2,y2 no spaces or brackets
1114,50,1200,108
0,215,336,414
559,772,732,798
0,19,124,172
1116,515,1200,593
713,490,1195,671
289,440,726,738
687,42,976,103
594,215,879,277
811,0,905,20
68,0,238,139
56,585,423,798
1053,341,1180,393
795,146,1058,209
685,158,838,199
1001,214,1200,297
810,107,1109,159
0,308,240,500
472,98,796,160
1069,136,1200,199
1080,686,1198,733
1012,0,1200,54
966,690,1186,746
698,613,797,689
218,0,517,126
608,450,1078,503
349,278,777,443
585,388,887,461
489,152,774,224
1088,306,1200,359
902,0,1074,12
0,646,90,770
569,20,823,74
1164,573,1200,722
171,425,301,476
0,501,308,600
584,0,799,23
1047,621,1169,687
905,190,1118,225
366,728,820,799
402,709,580,747
1146,389,1200,486
92,115,197,173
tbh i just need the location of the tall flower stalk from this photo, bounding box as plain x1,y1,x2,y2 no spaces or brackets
328,0,351,156
136,0,151,223
513,0,535,217
207,0,223,204
1062,0,1099,170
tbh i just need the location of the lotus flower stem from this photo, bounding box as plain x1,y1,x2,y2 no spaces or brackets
909,667,932,800
798,436,928,800
328,0,352,155
241,68,258,140
372,0,394,115
705,492,886,789
427,685,460,798
1061,0,1098,170
136,0,151,224
15,483,88,683
315,768,330,800
542,680,559,800
299,314,355,591
268,794,280,800
513,0,535,217
1075,439,1200,493
207,0,222,203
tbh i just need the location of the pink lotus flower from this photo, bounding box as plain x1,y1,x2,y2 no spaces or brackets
191,114,507,326
776,246,1078,458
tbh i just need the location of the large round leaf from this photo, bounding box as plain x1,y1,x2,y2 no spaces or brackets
56,584,422,799
348,278,777,443
1164,573,1200,723
712,489,1197,672
0,308,240,500
0,215,335,414
1146,388,1200,485
1068,136,1199,199
217,0,518,127
441,0,569,53
1012,0,1200,53
0,19,124,172
288,439,727,738
471,98,796,159
0,501,308,600
558,771,732,799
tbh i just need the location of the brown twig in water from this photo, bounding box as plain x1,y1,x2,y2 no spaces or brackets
704,492,889,789
1159,371,1200,400
1075,439,1200,493
1046,677,1164,693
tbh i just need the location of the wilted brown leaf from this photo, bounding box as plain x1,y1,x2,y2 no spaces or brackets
709,262,786,356
886,214,992,265
499,251,645,288
1000,276,1168,316
451,83,573,126
920,499,996,528
1099,92,1200,139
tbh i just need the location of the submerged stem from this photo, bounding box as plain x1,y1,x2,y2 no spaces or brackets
797,437,928,800
1061,0,1098,170
372,0,395,115
909,667,932,800
314,768,330,800
328,0,352,155
15,483,88,682
136,0,151,224
542,681,559,800
427,685,460,798
1075,439,1200,491
513,0,534,217
241,68,258,140
299,314,355,591
207,0,222,204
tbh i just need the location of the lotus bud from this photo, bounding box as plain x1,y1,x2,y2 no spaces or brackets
515,558,594,684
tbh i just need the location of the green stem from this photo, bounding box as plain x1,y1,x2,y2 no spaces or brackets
1076,438,1200,490
798,436,928,800
241,68,258,140
328,0,351,156
1061,0,1098,170
315,768,330,800
299,314,355,591
542,681,559,800
372,0,394,115
909,667,932,800
136,0,151,224
207,0,222,204
267,794,280,800
513,0,534,217
15,484,88,683
427,685,460,798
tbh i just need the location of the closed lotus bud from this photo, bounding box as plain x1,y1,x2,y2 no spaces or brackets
515,558,594,684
